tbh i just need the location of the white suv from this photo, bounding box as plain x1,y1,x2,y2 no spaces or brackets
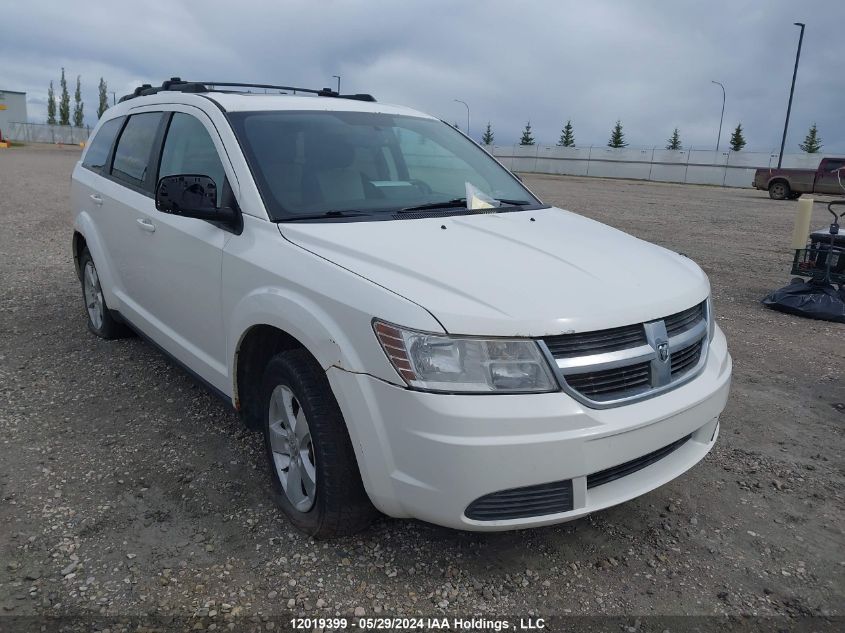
71,79,732,538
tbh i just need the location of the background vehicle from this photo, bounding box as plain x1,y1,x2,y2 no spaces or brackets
753,157,845,200
71,79,731,538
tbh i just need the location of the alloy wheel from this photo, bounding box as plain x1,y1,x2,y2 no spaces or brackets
268,385,317,511
83,261,105,330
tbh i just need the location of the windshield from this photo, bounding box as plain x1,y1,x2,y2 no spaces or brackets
227,110,543,221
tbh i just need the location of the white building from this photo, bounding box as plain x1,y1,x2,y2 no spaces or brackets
0,89,28,138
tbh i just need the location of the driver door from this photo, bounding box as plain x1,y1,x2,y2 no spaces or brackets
128,109,234,392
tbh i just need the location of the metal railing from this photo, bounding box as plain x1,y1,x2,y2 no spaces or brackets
4,122,91,145
487,144,825,188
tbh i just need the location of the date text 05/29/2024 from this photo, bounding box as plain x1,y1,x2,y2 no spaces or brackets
290,617,546,630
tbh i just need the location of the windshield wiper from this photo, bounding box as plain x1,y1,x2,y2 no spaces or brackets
398,198,535,214
279,210,371,222
398,198,468,213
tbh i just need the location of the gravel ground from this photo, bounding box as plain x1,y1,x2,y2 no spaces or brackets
0,146,843,630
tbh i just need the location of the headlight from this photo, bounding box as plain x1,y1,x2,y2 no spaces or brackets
373,321,559,394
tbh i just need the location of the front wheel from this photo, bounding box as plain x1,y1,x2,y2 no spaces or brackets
768,180,791,200
261,349,376,538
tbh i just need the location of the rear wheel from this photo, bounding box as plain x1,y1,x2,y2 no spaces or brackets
769,180,791,200
79,249,129,339
261,348,376,538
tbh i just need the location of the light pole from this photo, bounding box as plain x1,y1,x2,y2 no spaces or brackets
711,81,725,153
454,99,470,136
777,22,805,168
110,91,116,105
332,75,341,93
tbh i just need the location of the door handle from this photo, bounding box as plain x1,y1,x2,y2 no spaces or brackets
136,218,156,233
89,194,103,206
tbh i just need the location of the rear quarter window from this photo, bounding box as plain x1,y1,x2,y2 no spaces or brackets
82,117,123,172
110,113,163,188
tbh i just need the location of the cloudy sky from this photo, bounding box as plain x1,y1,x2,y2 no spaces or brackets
3,0,843,153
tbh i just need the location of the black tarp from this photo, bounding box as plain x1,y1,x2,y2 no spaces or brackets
762,278,845,323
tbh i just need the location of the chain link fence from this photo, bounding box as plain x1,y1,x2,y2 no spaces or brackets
487,144,824,188
3,122,91,145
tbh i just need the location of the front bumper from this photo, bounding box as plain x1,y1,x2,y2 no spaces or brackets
328,326,732,530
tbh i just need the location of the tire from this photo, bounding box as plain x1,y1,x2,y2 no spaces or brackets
260,348,376,538
769,180,791,200
790,192,802,200
79,248,129,339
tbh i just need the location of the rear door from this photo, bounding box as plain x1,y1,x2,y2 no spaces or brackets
815,159,845,194
95,110,166,319
122,107,234,390
72,116,125,300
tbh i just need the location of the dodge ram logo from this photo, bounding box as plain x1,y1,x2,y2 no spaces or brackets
657,342,670,362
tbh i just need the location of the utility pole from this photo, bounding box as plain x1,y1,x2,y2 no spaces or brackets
454,99,470,137
778,23,805,168
332,75,341,93
711,81,725,152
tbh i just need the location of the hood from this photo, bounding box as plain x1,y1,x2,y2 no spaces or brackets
279,207,710,336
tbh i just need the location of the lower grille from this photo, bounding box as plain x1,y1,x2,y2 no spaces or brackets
465,479,574,520
587,434,692,489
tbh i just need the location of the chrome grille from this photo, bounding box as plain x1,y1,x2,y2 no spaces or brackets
670,341,703,377
542,301,709,408
564,360,651,401
665,303,705,337
544,324,646,359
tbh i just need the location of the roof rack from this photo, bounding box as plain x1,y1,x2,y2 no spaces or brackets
119,77,376,103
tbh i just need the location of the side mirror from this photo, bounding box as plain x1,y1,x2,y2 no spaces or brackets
155,174,237,225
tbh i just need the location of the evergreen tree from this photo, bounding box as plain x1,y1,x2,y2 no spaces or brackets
607,120,627,148
729,123,746,151
47,81,57,125
58,68,70,126
73,75,84,127
481,122,494,145
519,121,535,146
666,128,682,150
97,77,109,119
799,123,822,153
557,120,575,147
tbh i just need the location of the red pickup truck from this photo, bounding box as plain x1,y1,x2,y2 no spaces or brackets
754,157,845,200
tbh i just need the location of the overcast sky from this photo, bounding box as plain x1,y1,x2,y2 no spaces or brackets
3,0,843,153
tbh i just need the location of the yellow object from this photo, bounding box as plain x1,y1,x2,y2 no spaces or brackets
79,142,86,148
0,104,7,110
0,141,8,148
791,197,814,249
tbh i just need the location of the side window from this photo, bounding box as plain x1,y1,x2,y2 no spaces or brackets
158,113,226,205
826,160,844,172
82,117,123,172
111,113,162,188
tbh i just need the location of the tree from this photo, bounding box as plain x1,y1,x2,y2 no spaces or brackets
481,122,494,145
729,123,746,152
47,81,57,125
607,120,627,148
799,123,823,153
557,120,575,147
73,75,84,127
97,77,109,119
58,68,70,126
666,127,682,150
519,121,535,146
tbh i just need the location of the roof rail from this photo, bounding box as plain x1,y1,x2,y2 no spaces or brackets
119,77,376,103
